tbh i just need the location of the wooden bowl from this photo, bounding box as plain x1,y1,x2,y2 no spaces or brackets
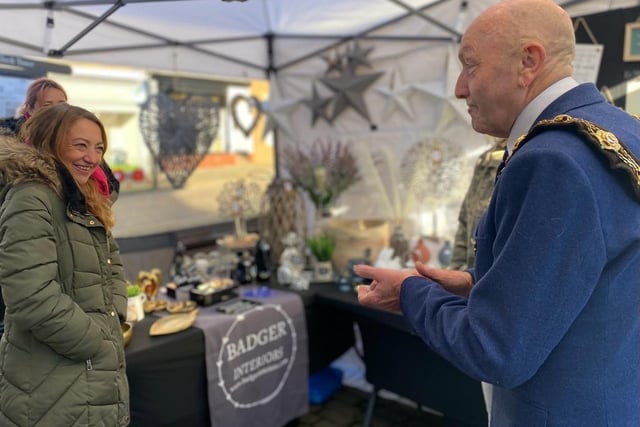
122,322,133,346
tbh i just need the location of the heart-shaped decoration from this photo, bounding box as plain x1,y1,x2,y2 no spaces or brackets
139,93,220,189
230,95,261,137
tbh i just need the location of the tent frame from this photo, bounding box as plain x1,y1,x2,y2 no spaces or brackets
0,0,469,77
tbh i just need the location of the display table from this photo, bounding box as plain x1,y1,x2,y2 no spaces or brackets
126,315,209,427
314,285,488,427
125,285,353,427
269,282,356,374
126,283,486,426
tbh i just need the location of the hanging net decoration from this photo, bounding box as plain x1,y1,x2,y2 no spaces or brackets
400,137,471,236
258,178,308,264
139,92,220,189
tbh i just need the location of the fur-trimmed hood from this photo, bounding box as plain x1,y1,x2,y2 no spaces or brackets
0,136,61,194
0,137,87,213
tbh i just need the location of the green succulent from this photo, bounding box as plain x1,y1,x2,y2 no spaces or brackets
306,231,336,262
127,284,142,297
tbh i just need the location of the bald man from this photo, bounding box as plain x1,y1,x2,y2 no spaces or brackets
355,0,640,425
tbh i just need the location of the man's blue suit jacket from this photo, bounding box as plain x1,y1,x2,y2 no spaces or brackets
400,83,640,426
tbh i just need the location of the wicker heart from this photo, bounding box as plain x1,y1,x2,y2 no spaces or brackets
139,93,220,189
230,95,260,137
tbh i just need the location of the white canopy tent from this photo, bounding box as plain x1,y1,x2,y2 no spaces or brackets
0,0,636,78
0,0,637,236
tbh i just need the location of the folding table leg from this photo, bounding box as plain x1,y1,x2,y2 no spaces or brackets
362,387,379,427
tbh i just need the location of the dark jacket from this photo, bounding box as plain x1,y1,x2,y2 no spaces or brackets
0,115,120,338
0,140,130,426
0,116,25,137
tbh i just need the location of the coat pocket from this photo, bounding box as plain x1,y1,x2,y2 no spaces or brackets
86,340,120,406
88,339,119,371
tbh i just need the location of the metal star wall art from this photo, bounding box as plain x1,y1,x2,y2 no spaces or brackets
300,83,333,126
413,45,469,124
319,70,383,123
443,45,470,124
345,42,374,73
259,98,299,139
375,69,415,120
258,80,300,139
411,80,446,100
322,49,345,75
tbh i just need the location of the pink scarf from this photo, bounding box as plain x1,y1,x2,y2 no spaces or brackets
91,166,110,196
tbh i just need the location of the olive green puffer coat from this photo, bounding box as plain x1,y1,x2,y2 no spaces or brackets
0,140,129,426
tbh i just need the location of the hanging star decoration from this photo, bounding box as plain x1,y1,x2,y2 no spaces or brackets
411,79,446,101
375,68,415,120
412,45,468,124
345,42,374,73
300,83,333,126
257,80,300,139
318,41,382,124
320,70,383,123
322,49,345,75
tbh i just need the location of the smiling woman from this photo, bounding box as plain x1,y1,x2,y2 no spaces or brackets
0,104,130,426
43,69,275,241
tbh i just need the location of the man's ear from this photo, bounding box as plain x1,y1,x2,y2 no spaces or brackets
518,42,545,88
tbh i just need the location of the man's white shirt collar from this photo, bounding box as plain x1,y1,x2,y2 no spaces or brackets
506,77,579,155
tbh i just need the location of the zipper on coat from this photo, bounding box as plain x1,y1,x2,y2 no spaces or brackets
86,359,93,370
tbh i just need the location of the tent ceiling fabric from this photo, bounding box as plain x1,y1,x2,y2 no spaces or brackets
0,0,638,78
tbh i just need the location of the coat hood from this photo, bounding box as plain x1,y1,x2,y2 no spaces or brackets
0,137,62,197
0,137,96,218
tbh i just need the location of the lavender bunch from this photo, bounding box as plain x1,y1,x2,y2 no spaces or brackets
281,138,360,212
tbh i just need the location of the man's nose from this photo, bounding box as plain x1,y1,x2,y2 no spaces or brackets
454,73,469,99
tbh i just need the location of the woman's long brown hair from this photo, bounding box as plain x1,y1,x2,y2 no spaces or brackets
23,104,115,231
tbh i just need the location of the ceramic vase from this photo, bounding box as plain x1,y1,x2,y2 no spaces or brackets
438,240,453,267
313,260,334,282
127,294,146,322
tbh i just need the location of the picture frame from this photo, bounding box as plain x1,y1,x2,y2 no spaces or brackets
623,22,640,62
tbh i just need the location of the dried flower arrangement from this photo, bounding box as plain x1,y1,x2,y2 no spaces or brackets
280,138,360,214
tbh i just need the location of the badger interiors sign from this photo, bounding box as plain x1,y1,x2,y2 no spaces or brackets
218,304,297,406
203,294,308,427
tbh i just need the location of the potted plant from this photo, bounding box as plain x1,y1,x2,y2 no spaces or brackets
306,231,336,282
126,283,145,322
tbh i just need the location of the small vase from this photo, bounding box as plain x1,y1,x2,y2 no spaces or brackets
312,207,331,233
438,240,453,267
127,294,146,322
313,260,333,282
389,225,410,265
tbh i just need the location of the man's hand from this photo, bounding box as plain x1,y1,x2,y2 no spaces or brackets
353,265,415,312
415,261,473,297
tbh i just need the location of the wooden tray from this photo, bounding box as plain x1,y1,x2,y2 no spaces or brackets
149,310,198,336
143,299,168,313
166,300,197,313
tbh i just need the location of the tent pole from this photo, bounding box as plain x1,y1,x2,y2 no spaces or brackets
50,0,124,56
265,32,281,179
386,0,461,39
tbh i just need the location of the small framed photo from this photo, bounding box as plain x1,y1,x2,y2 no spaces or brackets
623,22,640,62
